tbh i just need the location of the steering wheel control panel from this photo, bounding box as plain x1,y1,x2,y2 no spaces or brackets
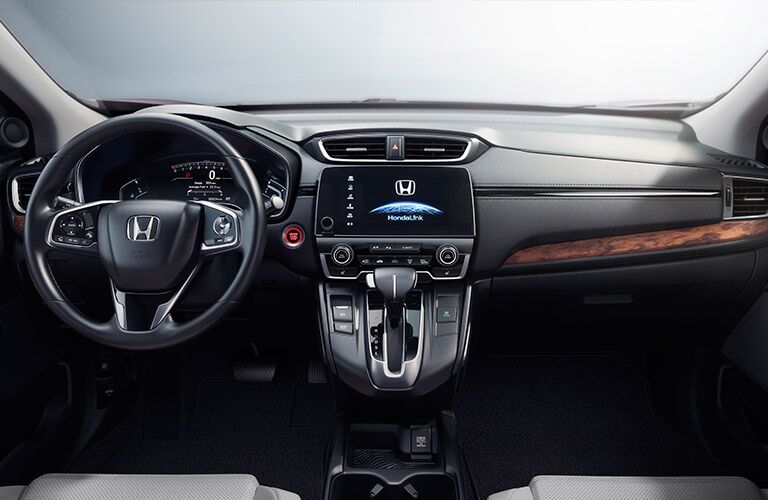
48,203,105,248
315,166,475,281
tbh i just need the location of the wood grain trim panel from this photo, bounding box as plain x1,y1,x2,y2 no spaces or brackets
505,219,768,265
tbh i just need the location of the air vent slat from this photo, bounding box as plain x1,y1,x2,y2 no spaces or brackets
11,174,39,213
404,137,467,160
732,178,768,217
322,137,387,160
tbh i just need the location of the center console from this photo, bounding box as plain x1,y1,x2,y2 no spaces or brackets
316,167,475,396
315,166,474,500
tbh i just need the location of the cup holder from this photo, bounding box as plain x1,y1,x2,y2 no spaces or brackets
329,473,458,500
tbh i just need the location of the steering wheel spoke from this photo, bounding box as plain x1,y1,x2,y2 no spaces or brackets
195,201,242,257
110,264,200,332
46,200,117,256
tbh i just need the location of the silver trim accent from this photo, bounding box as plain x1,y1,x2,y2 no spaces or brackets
318,134,475,163
723,174,768,220
111,264,201,332
366,291,425,386
538,190,721,197
10,172,40,214
459,285,473,368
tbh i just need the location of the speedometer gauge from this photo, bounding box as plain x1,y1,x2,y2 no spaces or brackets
170,160,233,203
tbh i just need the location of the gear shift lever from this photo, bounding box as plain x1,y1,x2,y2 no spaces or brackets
373,267,416,373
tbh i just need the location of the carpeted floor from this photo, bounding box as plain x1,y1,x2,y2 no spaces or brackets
455,355,719,499
68,351,334,500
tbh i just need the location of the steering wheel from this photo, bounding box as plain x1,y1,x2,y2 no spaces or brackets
23,113,266,350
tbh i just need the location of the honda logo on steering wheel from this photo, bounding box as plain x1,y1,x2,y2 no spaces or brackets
126,215,160,241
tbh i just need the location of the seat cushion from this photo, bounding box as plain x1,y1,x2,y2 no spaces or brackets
7,474,299,500
0,486,24,500
489,476,768,500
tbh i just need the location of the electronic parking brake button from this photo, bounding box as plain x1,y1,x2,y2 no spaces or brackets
334,322,353,334
330,296,353,322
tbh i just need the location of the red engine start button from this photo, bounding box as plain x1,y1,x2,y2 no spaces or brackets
282,224,305,248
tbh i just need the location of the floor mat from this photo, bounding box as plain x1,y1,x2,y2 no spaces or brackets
455,355,718,499
69,374,333,500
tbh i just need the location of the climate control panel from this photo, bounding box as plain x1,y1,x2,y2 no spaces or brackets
317,237,473,280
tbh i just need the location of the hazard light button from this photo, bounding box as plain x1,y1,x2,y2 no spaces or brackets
386,135,404,160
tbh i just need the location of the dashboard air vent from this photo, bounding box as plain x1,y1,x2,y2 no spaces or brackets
732,178,768,218
321,137,386,160
10,173,39,213
404,137,468,160
710,154,766,170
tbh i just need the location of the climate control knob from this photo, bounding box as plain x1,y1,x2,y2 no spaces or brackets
436,244,459,267
331,243,354,266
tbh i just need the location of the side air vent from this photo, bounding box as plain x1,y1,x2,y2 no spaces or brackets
321,136,386,160
710,154,766,170
731,178,768,218
10,173,39,213
404,136,468,160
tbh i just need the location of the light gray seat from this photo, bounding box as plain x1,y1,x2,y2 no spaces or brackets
489,476,768,500
0,474,299,500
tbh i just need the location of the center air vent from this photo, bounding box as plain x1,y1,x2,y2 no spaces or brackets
321,137,387,160
404,136,468,160
317,133,475,162
730,177,768,218
10,173,39,213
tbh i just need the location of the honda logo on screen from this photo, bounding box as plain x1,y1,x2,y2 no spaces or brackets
126,215,160,241
395,179,416,196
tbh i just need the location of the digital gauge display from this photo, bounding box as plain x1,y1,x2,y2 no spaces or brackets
170,160,233,203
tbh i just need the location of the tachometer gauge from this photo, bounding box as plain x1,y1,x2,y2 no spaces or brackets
170,160,233,203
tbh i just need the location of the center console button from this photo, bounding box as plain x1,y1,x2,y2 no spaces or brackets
436,306,457,323
430,266,462,278
328,266,359,278
331,244,354,266
334,322,354,334
331,296,353,322
436,244,460,266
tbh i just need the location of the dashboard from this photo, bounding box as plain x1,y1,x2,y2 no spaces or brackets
6,105,768,343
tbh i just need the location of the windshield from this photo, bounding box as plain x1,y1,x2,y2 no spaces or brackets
3,0,768,112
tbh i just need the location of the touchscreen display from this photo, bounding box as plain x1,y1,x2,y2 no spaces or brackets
315,167,474,236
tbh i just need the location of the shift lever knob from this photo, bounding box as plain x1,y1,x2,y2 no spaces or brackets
373,267,417,303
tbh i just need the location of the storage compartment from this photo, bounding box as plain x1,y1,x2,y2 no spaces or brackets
323,415,465,500
329,473,458,500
